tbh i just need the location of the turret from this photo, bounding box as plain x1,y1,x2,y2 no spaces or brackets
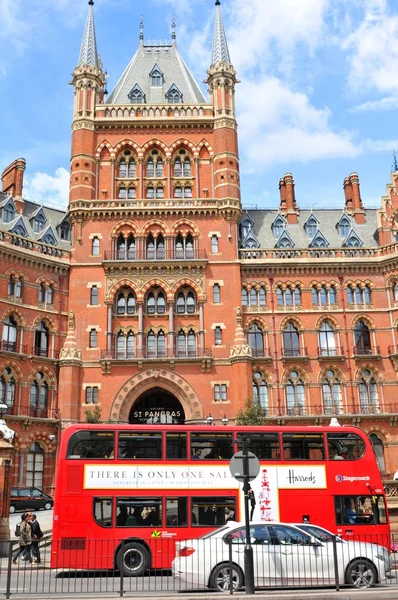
70,0,106,204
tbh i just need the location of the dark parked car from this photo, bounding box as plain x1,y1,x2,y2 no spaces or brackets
10,487,53,513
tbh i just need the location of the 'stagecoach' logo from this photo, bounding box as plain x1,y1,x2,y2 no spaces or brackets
335,474,343,482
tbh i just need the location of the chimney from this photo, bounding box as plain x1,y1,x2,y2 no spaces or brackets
279,173,298,223
1,158,26,213
344,173,365,224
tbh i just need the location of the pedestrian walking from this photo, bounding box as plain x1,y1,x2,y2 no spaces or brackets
12,513,32,564
30,514,43,564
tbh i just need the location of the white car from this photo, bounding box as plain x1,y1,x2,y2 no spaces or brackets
172,521,389,592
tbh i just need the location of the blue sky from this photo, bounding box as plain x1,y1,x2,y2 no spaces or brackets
2,0,398,211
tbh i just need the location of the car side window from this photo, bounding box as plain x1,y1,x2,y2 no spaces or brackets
251,526,271,545
225,527,246,544
269,525,312,546
32,489,42,498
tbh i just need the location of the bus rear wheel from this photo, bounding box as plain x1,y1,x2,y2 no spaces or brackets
116,542,150,577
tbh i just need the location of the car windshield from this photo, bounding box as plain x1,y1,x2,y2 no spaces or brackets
200,526,230,539
296,524,337,542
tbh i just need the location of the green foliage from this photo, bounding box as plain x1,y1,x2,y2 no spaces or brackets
235,398,268,426
84,404,102,424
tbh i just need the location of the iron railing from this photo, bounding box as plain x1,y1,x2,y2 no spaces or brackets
103,249,207,261
100,348,212,360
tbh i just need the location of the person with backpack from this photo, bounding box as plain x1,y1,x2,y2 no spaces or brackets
12,513,32,564
30,514,43,564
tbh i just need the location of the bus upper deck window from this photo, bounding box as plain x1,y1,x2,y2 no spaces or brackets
118,432,162,460
67,431,114,459
166,432,187,460
327,433,365,460
283,433,325,460
190,433,233,460
236,432,280,460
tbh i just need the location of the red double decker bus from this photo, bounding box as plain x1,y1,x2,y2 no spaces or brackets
51,423,389,574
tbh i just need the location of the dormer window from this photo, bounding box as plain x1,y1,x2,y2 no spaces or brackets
338,217,350,238
128,83,146,104
272,215,286,238
4,204,15,223
34,215,45,233
150,64,163,87
166,83,183,104
60,222,70,241
306,217,318,238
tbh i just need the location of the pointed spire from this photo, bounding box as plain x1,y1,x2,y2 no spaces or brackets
229,308,252,363
140,16,144,42
211,0,231,66
171,15,176,41
78,0,99,68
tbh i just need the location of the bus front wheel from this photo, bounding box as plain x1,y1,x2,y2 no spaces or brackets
116,542,150,577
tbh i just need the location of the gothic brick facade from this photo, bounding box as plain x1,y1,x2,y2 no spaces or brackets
1,1,398,502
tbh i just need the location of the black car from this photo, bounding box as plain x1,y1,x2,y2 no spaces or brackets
10,487,53,513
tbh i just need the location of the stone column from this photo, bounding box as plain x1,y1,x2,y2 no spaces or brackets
199,302,205,352
107,305,113,353
168,302,174,357
138,302,144,356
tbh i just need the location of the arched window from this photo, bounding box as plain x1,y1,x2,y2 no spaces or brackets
393,283,398,303
92,237,100,256
26,442,44,488
329,286,337,304
250,288,258,306
370,433,385,472
146,235,165,259
126,331,135,358
118,187,127,199
248,324,264,357
176,292,185,314
306,218,317,238
354,321,371,355
146,186,155,199
174,186,182,199
128,159,136,178
2,316,17,351
187,329,196,357
127,187,136,199
177,330,186,357
116,331,135,359
119,159,127,178
359,369,379,414
34,321,49,357
174,157,182,177
46,285,53,305
183,158,191,177
38,283,46,303
319,321,336,356
322,370,342,415
146,330,166,358
126,235,135,259
30,372,48,418
156,186,164,199
184,186,192,198
4,204,15,223
156,158,164,178
117,293,127,315
347,285,354,304
117,235,126,259
157,292,166,314
90,286,98,306
146,235,155,259
259,287,267,306
211,235,219,254
186,234,194,258
60,222,70,240
286,371,305,416
364,285,372,304
213,284,221,303
34,214,45,233
8,275,15,296
241,288,249,306
252,371,269,412
146,289,166,314
15,277,23,298
0,367,16,411
186,292,195,314
283,322,300,357
147,292,156,314
89,329,97,348
339,217,350,237
277,286,301,307
147,157,154,177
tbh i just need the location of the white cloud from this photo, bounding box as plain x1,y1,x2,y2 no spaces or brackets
23,168,69,208
237,77,358,169
352,96,398,112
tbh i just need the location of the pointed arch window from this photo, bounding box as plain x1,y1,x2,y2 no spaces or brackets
117,236,126,259
146,289,166,315
393,283,398,303
38,283,46,303
354,321,371,355
147,158,155,178
118,187,127,199
15,277,23,298
273,218,285,238
0,367,16,411
248,324,264,357
26,442,44,488
34,321,49,357
146,330,167,358
128,84,145,104
46,285,53,305
128,159,136,178
277,285,301,307
116,331,136,359
241,288,249,306
2,316,17,352
155,158,164,178
252,371,269,412
146,234,165,260
283,322,300,357
30,372,48,419
90,286,98,306
286,371,305,416
4,204,15,223
306,217,318,238
358,369,379,414
34,214,45,233
213,284,221,303
156,186,164,199
339,217,350,238
92,237,100,256
319,320,337,356
166,84,183,104
250,288,257,306
60,222,70,240
322,370,343,415
150,66,163,87
89,329,97,348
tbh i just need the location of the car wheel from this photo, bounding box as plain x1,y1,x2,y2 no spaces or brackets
9,505,15,514
116,542,150,577
209,563,244,593
44,502,52,511
345,559,377,588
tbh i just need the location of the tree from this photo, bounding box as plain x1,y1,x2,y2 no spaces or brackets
84,404,102,424
235,398,268,426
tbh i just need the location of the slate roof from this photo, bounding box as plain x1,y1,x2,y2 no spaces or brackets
0,195,71,250
107,41,207,105
212,0,231,66
78,1,100,68
244,209,379,249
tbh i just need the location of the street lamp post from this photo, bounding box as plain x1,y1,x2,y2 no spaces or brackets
0,403,16,557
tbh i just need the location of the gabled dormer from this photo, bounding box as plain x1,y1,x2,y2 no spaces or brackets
308,229,329,248
304,213,319,238
239,213,254,240
10,216,28,237
38,225,58,246
275,229,294,248
2,196,16,224
343,229,364,248
30,206,47,233
165,83,183,104
337,213,351,238
128,83,146,104
57,215,71,241
272,213,287,239
241,229,260,249
150,64,163,87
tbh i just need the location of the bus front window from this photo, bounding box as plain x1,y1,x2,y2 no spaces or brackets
327,432,365,460
335,495,387,525
67,431,114,459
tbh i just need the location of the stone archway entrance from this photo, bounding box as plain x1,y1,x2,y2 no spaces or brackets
129,387,185,424
110,368,203,424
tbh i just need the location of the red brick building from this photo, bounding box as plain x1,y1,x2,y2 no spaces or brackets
2,1,398,495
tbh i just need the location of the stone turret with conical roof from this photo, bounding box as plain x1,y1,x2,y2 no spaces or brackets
70,0,106,205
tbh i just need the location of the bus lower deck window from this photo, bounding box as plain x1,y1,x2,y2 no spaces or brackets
191,497,236,527
166,497,188,526
116,497,162,527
